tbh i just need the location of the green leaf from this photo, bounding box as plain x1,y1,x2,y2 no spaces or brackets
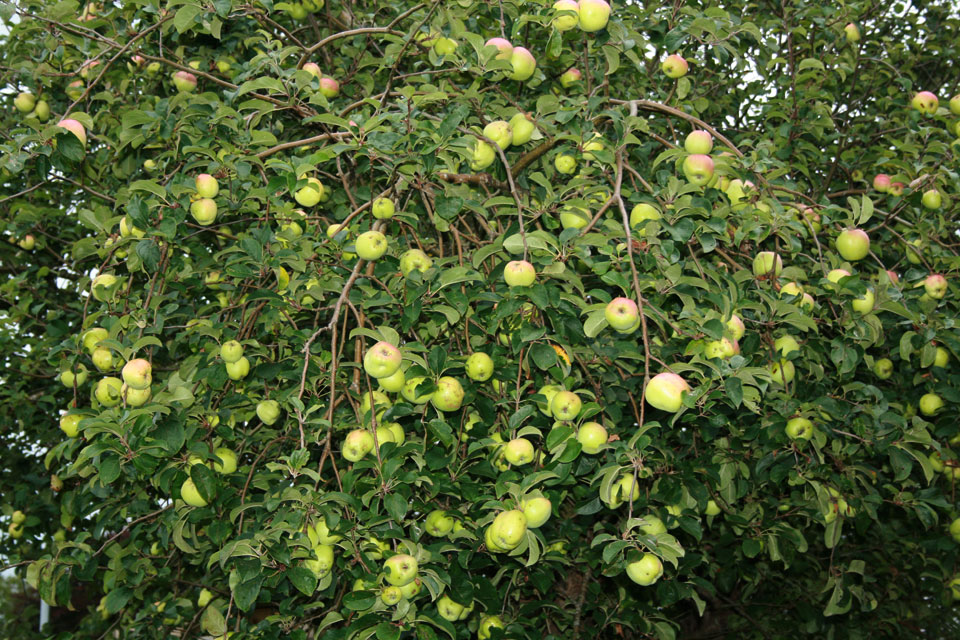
529,342,558,369
191,463,217,503
287,566,318,596
173,4,203,33
233,577,262,612
201,605,227,636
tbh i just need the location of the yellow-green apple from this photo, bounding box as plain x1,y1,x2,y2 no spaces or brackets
60,364,89,388
295,177,324,206
661,54,688,78
752,251,782,277
190,198,217,225
318,77,339,98
560,205,590,230
874,357,893,379
466,352,494,381
785,417,813,440
342,429,374,461
644,372,689,412
8,523,23,538
578,0,610,32
508,47,536,81
889,182,904,196
91,273,121,302
489,509,527,549
372,197,395,219
95,377,123,406
482,120,513,149
172,71,197,93
225,356,250,380
509,112,536,145
934,347,949,368
470,139,496,170
577,421,607,453
605,297,639,331
552,0,580,30
836,228,870,260
639,515,666,536
433,37,457,55
302,62,322,79
504,438,535,465
582,135,604,160
727,314,745,341
180,478,208,507
924,274,947,299
66,80,84,100
905,238,923,264
378,368,406,393
425,510,455,537
522,497,552,528
844,23,860,43
682,154,714,186
383,554,418,586
704,337,738,359
32,100,50,122
684,130,713,154
257,400,281,425
438,595,468,621
14,92,36,113
120,216,144,238
11,510,24,525
196,174,219,198
630,202,661,226
57,118,87,146
826,268,851,284
852,288,875,314
213,448,237,474
432,376,464,411
922,189,942,209
355,230,388,260
364,341,402,379
920,393,944,416
626,553,663,586
399,249,432,276
60,414,82,437
779,281,803,300
554,153,577,174
478,615,505,640
911,91,938,114
769,360,795,385
537,384,563,416
380,586,402,605
197,588,214,608
504,260,536,286
122,358,152,390
484,37,513,60
950,517,960,542
121,383,151,406
551,390,582,421
402,377,433,404
705,500,722,516
774,335,800,357
18,235,35,250
221,340,243,363
560,67,581,88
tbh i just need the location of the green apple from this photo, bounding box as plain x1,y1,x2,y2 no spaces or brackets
355,230,388,260
605,297,639,331
380,585,402,605
172,71,197,93
704,337,737,359
466,352,494,381
91,273,120,302
705,500,722,516
383,553,418,586
752,251,782,277
874,357,893,379
684,130,713,154
785,417,813,440
221,340,244,363
121,358,152,390
775,335,800,357
402,377,432,404
121,383,151,407
661,54,688,78
630,202,661,226
95,377,123,407
425,510,455,537
478,615,505,640
836,228,870,261
577,422,607,453
8,523,23,538
197,588,213,608
844,22,860,43
82,327,109,354
295,177,325,207
509,112,536,145
433,37,457,56
32,99,49,120
180,478,208,507
826,268,851,284
559,67,581,88
537,384,563,416
644,372,690,412
195,174,219,198
779,281,803,300
482,120,513,149
213,448,237,474
11,510,25,525
911,91,938,114
399,249,432,276
503,260,536,286
920,392,944,416
432,376,464,412
683,154,715,186
769,360,795,386
578,0,610,32
626,553,663,586
257,400,281,425
726,314,745,341
60,414,82,437
950,578,960,601
521,497,551,528
638,515,666,536
225,356,250,380
503,438,535,465
554,154,577,174
14,92,36,113
922,189,942,210
851,288,875,314
437,594,467,621
924,274,947,299
372,197,395,219
550,390,582,421
378,367,406,393
342,429,375,461
470,139,496,170
552,0,579,31
934,347,949,368
364,341,402,379
560,205,590,230
489,509,527,550
91,347,113,371
60,363,89,388
950,517,960,542
189,198,216,225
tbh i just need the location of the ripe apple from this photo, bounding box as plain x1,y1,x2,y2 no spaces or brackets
399,249,432,276
470,139,496,170
378,368,406,393
934,347,949,368
302,62,322,80
626,553,663,586
121,383,151,407
844,23,860,43
835,228,870,261
872,174,891,192
342,429,375,462
639,515,666,536
14,92,36,113
432,376,464,412
578,0,611,32
560,67,582,88
509,112,536,145
190,198,217,225
213,448,237,474
661,54,688,78
172,71,197,93
57,118,87,147
195,173,219,199
550,390,582,421
785,417,813,440
122,358,152,390
60,364,89,388
504,438,535,465
554,153,577,174
433,37,457,55
774,335,800,357
508,47,536,81
537,384,563,416
826,268,851,284
779,281,803,300
484,37,513,61
752,251,782,277
221,340,244,363
605,297,639,331
225,356,250,380
482,120,513,149
911,91,938,114
295,177,325,206
684,130,713,154
402,377,433,404
466,352,494,381
552,0,580,30
769,360,795,386
95,377,123,406
478,615,505,640
425,510,455,537
889,182,904,196
522,497,552,528
355,230,388,260
682,154,715,186
257,400,281,425
727,314,745,341
644,372,689,412
630,202,661,227
922,189,942,210
32,100,50,122
180,478,208,507
577,422,607,453
489,509,527,549
924,274,947,299
383,553,418,586
18,235,35,250
705,500,721,516
919,392,944,416
504,260,536,286
318,77,339,98
874,357,893,379
372,197,395,219
851,288,875,314
363,341,402,379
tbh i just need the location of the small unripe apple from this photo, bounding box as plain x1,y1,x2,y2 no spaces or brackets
874,357,893,379
14,92,36,113
32,100,50,122
835,228,870,261
60,414,82,437
933,346,950,368
705,500,721,516
342,429,374,462
752,251,782,278
66,80,85,100
851,288,875,314
371,197,395,219
425,510,455,537
661,54,688,78
844,23,860,43
95,376,123,407
180,478,208,507
225,356,250,380
779,281,803,300
482,120,513,149
704,337,738,359
145,62,161,75
826,268,851,284
364,341,402,379
924,274,948,299
559,67,581,88
470,139,496,170
644,372,690,412
91,273,119,302
57,118,87,147
256,399,281,425
18,235,35,250
220,340,243,363
626,553,664,586
552,0,580,30
91,347,113,371
508,47,536,82
785,417,813,440
605,297,639,331
190,198,217,225
121,383,151,407
554,153,577,174
432,376,464,412
295,177,325,207
522,497,552,528
684,130,713,154
399,249,432,276
484,38,513,60
727,314,745,341
774,335,800,357
196,173,219,198
355,230,388,260
578,0,611,32
213,448,237,474
919,392,944,416
9,523,24,538
504,438,535,465
550,390,582,421
143,158,156,172
319,77,339,98
769,359,795,386
402,377,433,404
465,352,494,381
509,112,536,146
682,154,714,186
172,71,198,93
433,37,457,56
504,260,536,287
922,189,942,210
630,202,661,227
577,421,607,453
478,615,505,639
489,509,527,550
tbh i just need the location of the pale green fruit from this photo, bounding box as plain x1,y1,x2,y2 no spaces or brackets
256,400,281,425
465,352,494,381
626,553,663,586
212,448,237,474
644,372,689,412
509,112,536,145
180,478,208,507
521,497,551,528
489,509,527,549
378,368,406,393
382,553,418,586
225,356,250,380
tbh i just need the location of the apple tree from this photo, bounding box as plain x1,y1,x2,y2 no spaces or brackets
3,0,960,638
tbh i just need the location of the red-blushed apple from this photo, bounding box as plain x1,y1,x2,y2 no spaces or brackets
550,390,582,421
465,351,494,381
661,54,688,78
57,118,87,146
503,438,535,465
644,372,690,412
504,260,536,286
196,173,219,198
604,297,639,331
522,497,552,528
509,112,535,145
190,198,217,225
355,230,388,260
363,341,402,379
785,417,813,440
560,67,581,88
432,376,464,411
172,70,197,93
911,91,938,114
482,120,513,149
922,189,942,209
844,23,860,43
302,62,322,79
835,228,870,261
752,251,782,277
577,421,607,453
18,235,35,250
484,37,513,60
682,154,714,185
727,314,745,341
552,0,580,31
319,77,339,98
886,270,899,284
383,553,418,586
626,553,664,586
508,47,536,81
889,182,904,196
924,274,947,299
872,174,891,192
684,130,713,154
578,0,610,32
